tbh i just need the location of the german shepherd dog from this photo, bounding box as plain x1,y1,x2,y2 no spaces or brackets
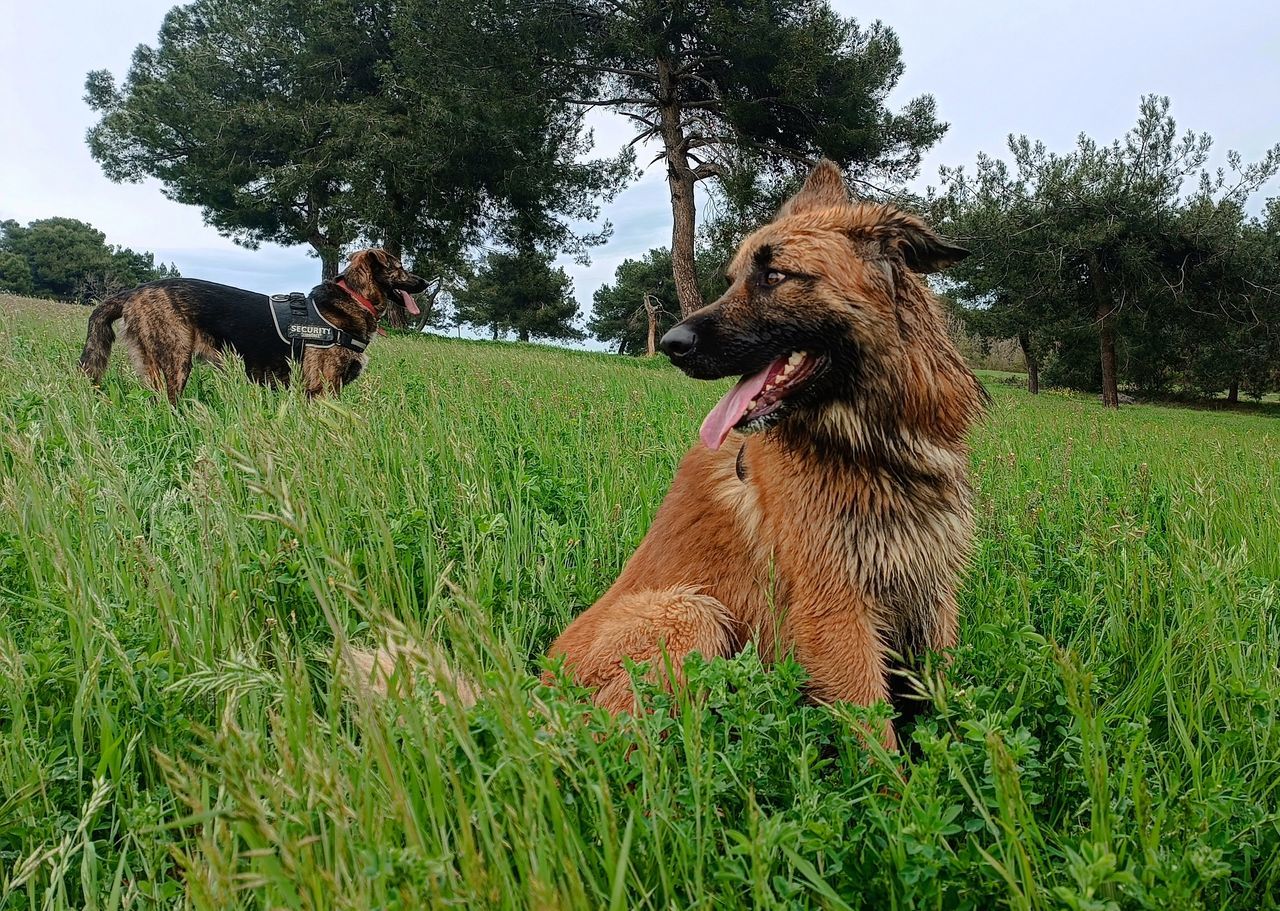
79,249,428,402
357,162,984,748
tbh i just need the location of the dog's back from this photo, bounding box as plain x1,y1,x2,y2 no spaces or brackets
79,278,288,401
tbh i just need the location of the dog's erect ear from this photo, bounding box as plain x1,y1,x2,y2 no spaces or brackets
866,211,969,274
371,249,411,281
345,249,401,282
340,249,382,297
779,159,850,218
341,250,371,277
367,249,393,278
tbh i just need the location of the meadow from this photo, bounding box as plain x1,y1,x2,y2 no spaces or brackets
1,293,1278,910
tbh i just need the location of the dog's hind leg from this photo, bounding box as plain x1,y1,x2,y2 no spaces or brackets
930,590,959,653
549,587,740,715
123,312,195,405
148,333,195,405
161,351,194,405
118,324,165,400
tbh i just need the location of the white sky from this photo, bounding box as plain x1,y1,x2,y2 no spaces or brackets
3,0,1278,337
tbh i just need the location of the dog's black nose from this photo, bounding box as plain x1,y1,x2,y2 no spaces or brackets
659,323,697,359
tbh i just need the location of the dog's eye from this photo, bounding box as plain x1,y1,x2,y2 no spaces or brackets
761,270,787,288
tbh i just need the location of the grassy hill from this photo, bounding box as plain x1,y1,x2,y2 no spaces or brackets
2,293,1278,909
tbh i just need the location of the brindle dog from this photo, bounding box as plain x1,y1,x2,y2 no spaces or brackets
79,249,427,402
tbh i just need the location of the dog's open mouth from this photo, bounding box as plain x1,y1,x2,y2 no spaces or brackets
700,351,825,450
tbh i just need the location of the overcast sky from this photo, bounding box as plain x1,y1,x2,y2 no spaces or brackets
3,0,1278,339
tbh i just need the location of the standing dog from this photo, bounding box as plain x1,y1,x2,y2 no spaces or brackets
79,249,428,402
359,162,984,748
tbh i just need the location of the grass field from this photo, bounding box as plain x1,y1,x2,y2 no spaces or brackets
1,293,1278,910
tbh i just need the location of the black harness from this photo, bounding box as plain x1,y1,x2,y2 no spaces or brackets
267,292,370,361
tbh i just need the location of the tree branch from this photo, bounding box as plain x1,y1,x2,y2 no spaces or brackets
562,62,659,81
692,162,724,181
563,97,652,108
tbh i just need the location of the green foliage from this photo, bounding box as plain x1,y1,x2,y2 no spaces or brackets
453,249,584,343
1152,195,1280,398
1,217,110,298
85,0,353,265
85,0,630,280
938,96,1280,403
699,161,808,264
0,251,33,296
550,0,943,314
568,0,943,181
0,218,172,302
2,296,1279,908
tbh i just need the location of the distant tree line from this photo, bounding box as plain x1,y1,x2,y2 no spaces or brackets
935,97,1280,405
0,218,177,303
84,0,940,340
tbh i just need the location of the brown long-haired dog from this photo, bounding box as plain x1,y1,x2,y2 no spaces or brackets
79,249,427,402
358,162,984,748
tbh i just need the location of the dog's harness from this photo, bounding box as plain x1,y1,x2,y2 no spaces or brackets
267,292,370,361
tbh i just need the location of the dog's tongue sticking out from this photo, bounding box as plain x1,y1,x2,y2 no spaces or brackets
699,359,781,451
399,290,421,316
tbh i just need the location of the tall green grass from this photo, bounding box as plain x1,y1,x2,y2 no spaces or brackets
1,294,1278,909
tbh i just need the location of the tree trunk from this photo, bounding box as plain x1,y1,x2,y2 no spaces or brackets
518,327,530,343
385,304,408,330
316,243,340,282
1018,331,1040,394
304,196,341,282
667,171,700,317
1097,303,1119,408
644,294,659,357
656,55,703,318
1227,378,1240,404
1089,255,1120,408
418,283,441,327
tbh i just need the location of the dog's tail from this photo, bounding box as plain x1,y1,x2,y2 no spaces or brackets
79,293,126,383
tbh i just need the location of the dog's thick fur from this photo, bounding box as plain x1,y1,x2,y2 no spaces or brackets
357,162,983,747
79,249,427,402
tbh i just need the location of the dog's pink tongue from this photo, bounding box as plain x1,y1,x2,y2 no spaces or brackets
699,364,773,450
399,290,421,316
